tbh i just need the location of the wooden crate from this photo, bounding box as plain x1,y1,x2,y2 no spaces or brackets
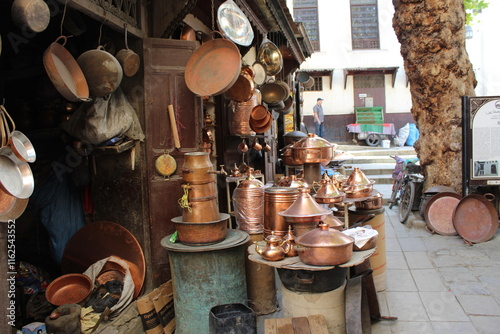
265,314,329,334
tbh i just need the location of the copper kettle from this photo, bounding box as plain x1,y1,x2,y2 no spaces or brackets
255,232,285,261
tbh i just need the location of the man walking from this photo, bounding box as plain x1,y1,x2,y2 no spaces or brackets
313,97,325,137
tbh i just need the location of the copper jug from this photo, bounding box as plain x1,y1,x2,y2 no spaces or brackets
281,226,298,257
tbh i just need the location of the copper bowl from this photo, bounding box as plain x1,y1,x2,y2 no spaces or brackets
250,105,269,121
45,273,92,306
354,194,383,210
172,213,229,246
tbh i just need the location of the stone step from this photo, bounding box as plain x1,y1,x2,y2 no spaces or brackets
336,144,416,157
343,155,416,164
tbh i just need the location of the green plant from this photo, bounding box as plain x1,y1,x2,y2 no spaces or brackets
464,0,489,25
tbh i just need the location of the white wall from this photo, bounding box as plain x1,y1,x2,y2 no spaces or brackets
296,0,410,117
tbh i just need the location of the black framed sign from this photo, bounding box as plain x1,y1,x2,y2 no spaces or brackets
463,96,500,195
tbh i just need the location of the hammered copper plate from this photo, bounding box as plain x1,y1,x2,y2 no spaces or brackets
453,194,498,244
424,192,462,236
185,38,241,96
61,221,145,298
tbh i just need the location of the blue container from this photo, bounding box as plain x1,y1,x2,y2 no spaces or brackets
162,230,249,334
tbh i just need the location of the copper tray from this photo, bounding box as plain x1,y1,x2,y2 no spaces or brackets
185,38,241,96
45,273,92,306
424,192,462,236
61,221,145,299
453,194,498,244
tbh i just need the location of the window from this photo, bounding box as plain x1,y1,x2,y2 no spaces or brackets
294,0,320,51
350,0,380,50
305,77,323,91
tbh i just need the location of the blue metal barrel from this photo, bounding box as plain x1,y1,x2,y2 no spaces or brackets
161,230,249,334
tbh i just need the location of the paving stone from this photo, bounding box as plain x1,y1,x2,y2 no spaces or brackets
404,251,434,269
371,320,393,334
470,315,500,334
431,321,478,334
447,282,491,296
419,291,468,321
386,269,417,292
386,237,401,252
387,251,408,270
438,267,478,283
411,269,447,292
386,291,429,321
457,295,500,316
390,321,434,334
398,237,427,252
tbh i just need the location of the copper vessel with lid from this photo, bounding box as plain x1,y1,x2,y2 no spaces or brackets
255,232,285,261
278,188,330,223
264,187,299,238
314,172,345,204
233,171,265,234
323,213,345,231
295,223,354,266
291,134,336,164
343,167,375,198
281,225,298,257
280,144,302,166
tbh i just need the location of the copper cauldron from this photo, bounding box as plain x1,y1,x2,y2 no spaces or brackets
291,134,336,164
181,152,220,184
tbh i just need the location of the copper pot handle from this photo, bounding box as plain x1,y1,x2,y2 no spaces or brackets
484,193,495,202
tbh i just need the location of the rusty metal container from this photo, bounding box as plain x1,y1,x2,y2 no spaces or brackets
264,187,299,238
230,90,259,136
181,152,217,184
245,233,278,315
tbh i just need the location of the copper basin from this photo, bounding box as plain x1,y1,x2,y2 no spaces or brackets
172,213,229,246
45,273,92,306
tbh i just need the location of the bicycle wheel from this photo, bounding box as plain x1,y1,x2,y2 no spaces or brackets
399,181,415,223
389,178,402,209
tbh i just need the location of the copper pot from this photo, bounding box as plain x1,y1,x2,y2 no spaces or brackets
182,181,217,199
264,187,299,237
354,193,383,210
344,184,373,198
281,144,302,166
227,70,255,102
181,152,219,184
172,214,228,246
295,223,354,266
181,196,220,223
291,134,336,164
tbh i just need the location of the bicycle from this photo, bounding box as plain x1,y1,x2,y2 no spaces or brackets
388,155,424,223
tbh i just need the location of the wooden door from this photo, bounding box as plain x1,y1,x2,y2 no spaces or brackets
353,73,386,112
143,38,202,286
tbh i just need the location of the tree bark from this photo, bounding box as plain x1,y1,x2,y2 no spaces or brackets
392,0,476,192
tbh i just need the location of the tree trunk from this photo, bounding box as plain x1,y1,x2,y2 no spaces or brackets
392,0,476,192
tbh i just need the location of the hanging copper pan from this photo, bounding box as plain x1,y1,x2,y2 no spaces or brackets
424,192,461,236
453,194,498,244
227,70,254,102
0,187,28,222
185,35,242,96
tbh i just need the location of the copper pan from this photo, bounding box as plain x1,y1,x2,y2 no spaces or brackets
249,116,272,133
0,147,34,199
43,36,90,102
0,187,28,222
453,194,498,243
424,192,461,236
61,221,145,299
185,34,242,96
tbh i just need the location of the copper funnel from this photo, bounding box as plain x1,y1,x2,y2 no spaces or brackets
278,188,330,223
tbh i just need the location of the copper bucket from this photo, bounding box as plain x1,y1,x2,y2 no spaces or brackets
181,152,217,184
182,196,220,223
230,91,259,136
264,187,299,238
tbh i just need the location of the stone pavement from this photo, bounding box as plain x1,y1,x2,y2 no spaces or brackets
372,206,500,334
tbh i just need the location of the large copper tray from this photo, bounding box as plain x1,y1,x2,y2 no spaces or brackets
61,221,145,298
453,194,498,244
424,192,461,236
185,38,241,96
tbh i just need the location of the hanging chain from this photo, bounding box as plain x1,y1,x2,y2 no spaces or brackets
211,0,215,31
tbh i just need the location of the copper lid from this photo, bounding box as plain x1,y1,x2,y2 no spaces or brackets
344,167,373,187
278,188,330,218
322,213,344,229
293,133,336,150
237,170,264,189
315,173,343,198
289,174,310,188
296,223,354,247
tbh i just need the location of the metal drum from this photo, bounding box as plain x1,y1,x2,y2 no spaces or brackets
161,230,249,334
264,187,299,238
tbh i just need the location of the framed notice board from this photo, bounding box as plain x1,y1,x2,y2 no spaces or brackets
462,96,500,195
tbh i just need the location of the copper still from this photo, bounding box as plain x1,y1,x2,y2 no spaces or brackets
264,187,299,238
230,90,259,136
233,172,265,234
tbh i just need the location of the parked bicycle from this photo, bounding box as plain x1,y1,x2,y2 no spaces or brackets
388,155,424,223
